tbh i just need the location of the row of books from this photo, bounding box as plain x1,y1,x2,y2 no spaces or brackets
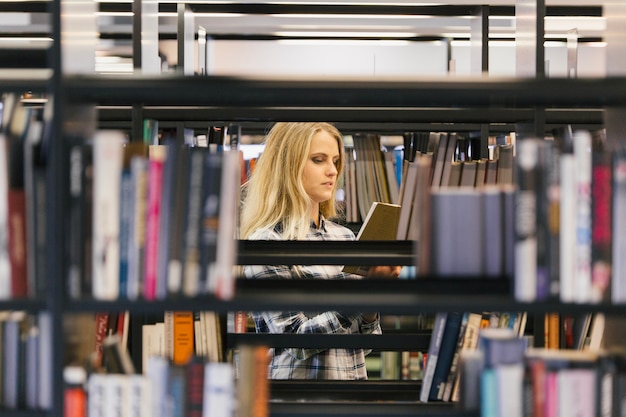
67,344,269,417
463,328,626,417
141,311,225,373
513,128,625,303
0,310,52,411
66,131,241,301
0,93,50,299
419,311,527,404
342,133,400,223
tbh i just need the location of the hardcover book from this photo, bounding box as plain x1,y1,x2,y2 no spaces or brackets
343,201,401,276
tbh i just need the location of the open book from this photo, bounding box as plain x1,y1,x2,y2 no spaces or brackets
343,202,401,275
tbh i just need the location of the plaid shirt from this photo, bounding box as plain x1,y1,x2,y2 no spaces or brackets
244,216,382,380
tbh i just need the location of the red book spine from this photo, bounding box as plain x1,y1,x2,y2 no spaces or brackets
591,150,612,303
185,358,205,417
8,189,27,298
143,157,164,300
94,312,110,369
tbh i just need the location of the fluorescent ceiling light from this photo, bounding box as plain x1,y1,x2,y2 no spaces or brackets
277,39,412,45
270,13,431,19
274,31,418,37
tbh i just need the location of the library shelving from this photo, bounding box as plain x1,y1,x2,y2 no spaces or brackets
3,1,626,417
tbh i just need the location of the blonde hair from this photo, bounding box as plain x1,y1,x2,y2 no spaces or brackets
240,122,345,240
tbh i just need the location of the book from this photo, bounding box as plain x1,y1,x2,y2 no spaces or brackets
439,133,458,187
559,129,577,303
420,312,447,403
185,356,205,417
441,312,469,401
181,148,207,297
459,160,477,187
496,143,514,185
211,150,241,300
23,104,47,299
429,311,463,401
407,153,432,241
590,133,612,303
119,142,148,299
199,152,223,294
415,154,433,275
514,138,541,302
143,145,167,300
102,333,135,375
91,130,125,300
450,312,483,402
343,201,401,275
167,145,191,296
236,345,269,417
574,130,593,303
168,365,188,417
430,132,449,187
612,145,626,303
156,139,180,299
172,311,195,366
482,186,505,277
5,99,32,298
203,362,235,417
429,187,484,276
125,153,148,300
2,311,25,408
395,157,419,240
0,94,16,299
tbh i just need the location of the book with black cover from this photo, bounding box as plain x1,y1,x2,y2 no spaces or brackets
428,311,463,401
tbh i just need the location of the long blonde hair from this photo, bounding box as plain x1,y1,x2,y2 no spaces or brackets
240,122,345,240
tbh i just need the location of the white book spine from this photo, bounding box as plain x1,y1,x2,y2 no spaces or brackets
203,362,235,417
574,130,592,303
212,151,240,300
612,154,626,303
92,130,124,300
0,133,10,299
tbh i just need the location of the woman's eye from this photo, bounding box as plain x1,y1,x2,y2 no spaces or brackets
313,158,323,163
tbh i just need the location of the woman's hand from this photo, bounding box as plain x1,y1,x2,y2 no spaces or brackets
366,265,402,278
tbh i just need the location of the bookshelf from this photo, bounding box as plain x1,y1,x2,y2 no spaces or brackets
2,1,626,416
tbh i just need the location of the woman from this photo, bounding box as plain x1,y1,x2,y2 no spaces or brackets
240,122,400,380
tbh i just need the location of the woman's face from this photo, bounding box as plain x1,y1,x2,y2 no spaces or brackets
302,130,340,205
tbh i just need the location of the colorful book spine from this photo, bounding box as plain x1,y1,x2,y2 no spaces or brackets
143,146,166,300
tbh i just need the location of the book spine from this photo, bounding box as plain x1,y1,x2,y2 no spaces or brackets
143,148,165,301
442,312,469,401
590,148,613,303
167,146,190,296
560,151,577,302
8,189,28,298
212,150,241,300
118,167,132,299
185,357,205,417
126,156,148,301
574,130,593,303
612,147,626,303
172,311,195,366
0,132,10,299
182,149,205,297
156,141,178,300
420,312,447,403
199,152,222,295
203,363,235,417
429,311,463,401
514,139,540,302
91,131,124,300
